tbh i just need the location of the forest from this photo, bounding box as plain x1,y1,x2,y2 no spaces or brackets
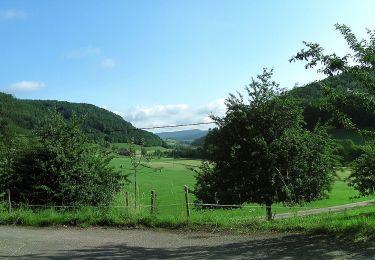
0,92,164,146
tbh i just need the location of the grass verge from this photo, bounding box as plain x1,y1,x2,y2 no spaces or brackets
1,205,374,242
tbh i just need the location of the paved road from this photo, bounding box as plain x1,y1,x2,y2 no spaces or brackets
0,226,374,259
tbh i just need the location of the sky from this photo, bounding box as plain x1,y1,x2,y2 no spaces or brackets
0,0,374,132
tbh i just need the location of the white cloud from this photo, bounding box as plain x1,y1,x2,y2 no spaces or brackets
197,98,226,116
9,81,46,92
0,9,26,20
65,46,101,59
120,100,226,132
100,58,116,68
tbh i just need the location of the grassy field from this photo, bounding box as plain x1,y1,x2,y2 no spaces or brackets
110,156,374,220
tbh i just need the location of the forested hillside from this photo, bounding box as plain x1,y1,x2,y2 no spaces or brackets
290,73,375,141
0,92,164,146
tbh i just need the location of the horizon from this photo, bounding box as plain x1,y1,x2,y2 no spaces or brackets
1,0,374,132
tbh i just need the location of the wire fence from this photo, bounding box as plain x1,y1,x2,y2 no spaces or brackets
3,187,369,222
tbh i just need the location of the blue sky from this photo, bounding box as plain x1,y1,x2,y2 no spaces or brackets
1,0,374,132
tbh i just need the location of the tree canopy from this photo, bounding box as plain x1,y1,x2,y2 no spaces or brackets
291,24,375,197
4,110,125,206
195,69,335,219
0,92,164,146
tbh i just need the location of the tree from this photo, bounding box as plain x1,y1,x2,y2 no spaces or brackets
349,143,375,196
9,110,125,206
290,23,375,131
290,24,375,196
0,119,22,199
195,69,335,220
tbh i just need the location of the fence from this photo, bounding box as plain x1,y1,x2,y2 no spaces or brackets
3,186,366,221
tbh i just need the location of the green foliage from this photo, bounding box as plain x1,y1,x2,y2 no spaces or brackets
8,111,125,206
0,92,163,146
0,118,23,199
349,143,375,196
290,23,375,131
291,24,375,198
195,69,335,219
165,145,203,159
334,139,364,166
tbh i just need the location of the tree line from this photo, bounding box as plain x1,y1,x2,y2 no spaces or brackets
0,92,164,146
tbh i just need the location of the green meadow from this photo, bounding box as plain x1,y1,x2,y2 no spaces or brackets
110,154,374,220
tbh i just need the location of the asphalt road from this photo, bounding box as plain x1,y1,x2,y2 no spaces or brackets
0,226,374,259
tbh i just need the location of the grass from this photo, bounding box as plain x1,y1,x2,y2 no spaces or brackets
110,156,374,218
1,204,374,241
1,155,375,241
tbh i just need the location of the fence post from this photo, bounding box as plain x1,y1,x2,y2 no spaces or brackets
184,185,190,220
7,189,11,214
125,191,129,208
150,190,156,215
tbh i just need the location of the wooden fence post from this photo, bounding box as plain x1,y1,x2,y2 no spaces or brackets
7,189,11,214
184,185,190,220
150,190,156,214
125,191,129,208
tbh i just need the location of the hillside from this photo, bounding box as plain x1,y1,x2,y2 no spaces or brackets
156,129,208,142
0,92,164,146
289,73,375,143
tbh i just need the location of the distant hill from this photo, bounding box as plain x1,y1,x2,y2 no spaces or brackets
156,129,208,142
0,92,164,146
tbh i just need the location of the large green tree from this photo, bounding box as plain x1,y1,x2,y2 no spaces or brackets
195,69,335,220
195,69,334,219
9,110,125,206
290,24,375,196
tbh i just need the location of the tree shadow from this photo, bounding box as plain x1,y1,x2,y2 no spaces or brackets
5,233,374,259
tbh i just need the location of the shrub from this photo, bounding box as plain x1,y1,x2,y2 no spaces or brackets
8,111,125,206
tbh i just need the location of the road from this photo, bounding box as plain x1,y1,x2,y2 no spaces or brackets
0,226,374,259
274,199,375,219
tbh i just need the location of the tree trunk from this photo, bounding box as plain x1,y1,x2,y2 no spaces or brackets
266,201,273,221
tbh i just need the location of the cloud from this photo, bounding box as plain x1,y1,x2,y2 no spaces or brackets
64,46,101,59
9,81,46,92
0,9,26,20
196,99,226,116
120,100,226,132
100,58,116,68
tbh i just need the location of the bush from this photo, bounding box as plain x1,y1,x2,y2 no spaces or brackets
349,142,375,196
7,111,126,206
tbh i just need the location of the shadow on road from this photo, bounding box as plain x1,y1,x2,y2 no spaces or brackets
5,233,374,259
